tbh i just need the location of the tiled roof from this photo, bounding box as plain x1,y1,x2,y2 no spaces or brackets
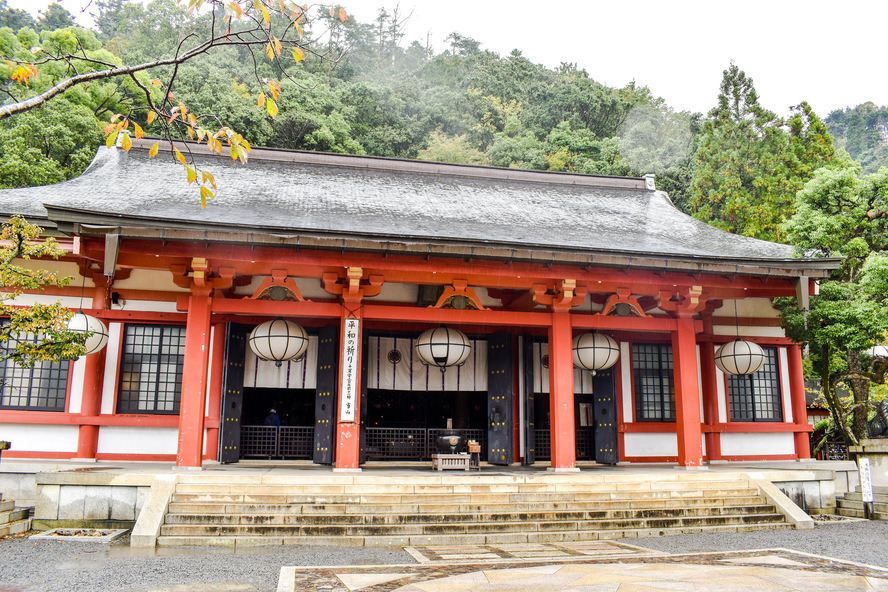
0,140,839,275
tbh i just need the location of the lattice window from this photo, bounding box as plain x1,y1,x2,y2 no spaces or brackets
728,347,782,422
117,325,186,414
0,326,69,411
632,343,675,422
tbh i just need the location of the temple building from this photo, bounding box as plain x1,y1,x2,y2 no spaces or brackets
0,139,838,471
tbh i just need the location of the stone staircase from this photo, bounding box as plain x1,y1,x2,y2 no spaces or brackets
836,485,888,519
155,472,793,547
0,496,31,538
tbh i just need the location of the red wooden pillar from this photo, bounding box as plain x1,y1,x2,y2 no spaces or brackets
74,279,108,460
203,321,226,461
175,292,213,468
671,316,704,467
788,344,811,459
699,342,721,461
548,311,577,470
334,307,362,471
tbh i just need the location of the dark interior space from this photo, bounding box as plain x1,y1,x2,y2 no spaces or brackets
366,389,487,430
242,387,314,426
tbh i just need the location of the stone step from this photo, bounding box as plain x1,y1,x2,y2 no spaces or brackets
839,493,888,504
169,487,762,506
836,498,888,513
171,479,754,496
0,508,29,524
166,494,770,516
0,518,31,538
156,522,794,548
164,504,777,526
159,512,786,538
835,507,888,520
0,500,14,513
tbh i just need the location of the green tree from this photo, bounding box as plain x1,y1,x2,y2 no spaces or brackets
1,216,85,365
775,166,888,445
0,0,33,30
689,64,838,242
36,3,75,31
417,130,488,165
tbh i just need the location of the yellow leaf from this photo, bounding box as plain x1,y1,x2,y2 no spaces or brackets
149,142,159,157
266,42,274,59
186,166,197,184
339,7,347,22
133,122,144,139
202,170,216,189
329,6,334,17
274,37,282,56
150,79,162,85
200,185,213,208
291,47,304,63
106,130,118,148
266,97,278,118
187,127,195,139
257,91,266,107
174,147,187,166
230,143,239,161
147,111,156,124
121,133,132,152
261,4,270,24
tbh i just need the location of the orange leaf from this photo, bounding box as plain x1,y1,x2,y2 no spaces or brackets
266,97,278,118
269,80,281,99
150,79,162,85
202,171,217,189
339,7,347,22
257,92,266,107
146,111,156,124
187,127,195,139
121,133,132,152
111,113,121,122
200,185,213,208
102,123,115,136
329,7,334,17
133,122,144,139
274,37,282,56
149,142,159,157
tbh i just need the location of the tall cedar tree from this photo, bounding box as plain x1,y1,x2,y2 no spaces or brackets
689,64,837,242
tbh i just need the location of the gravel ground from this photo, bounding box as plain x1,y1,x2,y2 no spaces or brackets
1,521,887,592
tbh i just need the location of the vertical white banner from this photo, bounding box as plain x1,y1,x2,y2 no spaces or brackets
339,318,360,422
859,457,874,503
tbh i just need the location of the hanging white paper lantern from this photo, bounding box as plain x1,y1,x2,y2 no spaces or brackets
414,326,472,373
249,318,309,367
865,345,888,358
66,311,109,356
714,339,766,375
572,332,619,375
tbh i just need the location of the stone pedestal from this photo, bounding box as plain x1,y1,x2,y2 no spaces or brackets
850,439,888,486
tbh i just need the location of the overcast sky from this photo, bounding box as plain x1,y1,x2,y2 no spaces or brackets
11,0,887,118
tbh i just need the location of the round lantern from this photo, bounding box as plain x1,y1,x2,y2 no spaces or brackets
865,345,888,358
414,326,472,373
714,339,766,375
249,318,309,367
572,332,619,375
66,311,109,356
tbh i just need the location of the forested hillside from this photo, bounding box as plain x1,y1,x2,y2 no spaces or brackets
0,0,879,242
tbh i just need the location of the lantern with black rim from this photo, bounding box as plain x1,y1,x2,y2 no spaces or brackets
66,311,109,356
249,318,309,367
714,339,766,375
572,332,619,375
414,326,472,373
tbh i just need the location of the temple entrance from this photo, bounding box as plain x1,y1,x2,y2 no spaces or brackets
363,389,488,461
238,387,315,459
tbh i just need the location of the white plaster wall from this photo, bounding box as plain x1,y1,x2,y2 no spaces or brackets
100,323,123,415
713,326,785,338
115,299,180,313
713,298,779,318
67,356,87,414
623,432,677,457
112,269,189,292
96,426,179,455
2,293,83,308
779,347,793,423
720,432,795,456
0,424,79,452
367,282,418,303
620,342,632,423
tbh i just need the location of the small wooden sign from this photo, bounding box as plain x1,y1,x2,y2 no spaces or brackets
859,457,874,503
